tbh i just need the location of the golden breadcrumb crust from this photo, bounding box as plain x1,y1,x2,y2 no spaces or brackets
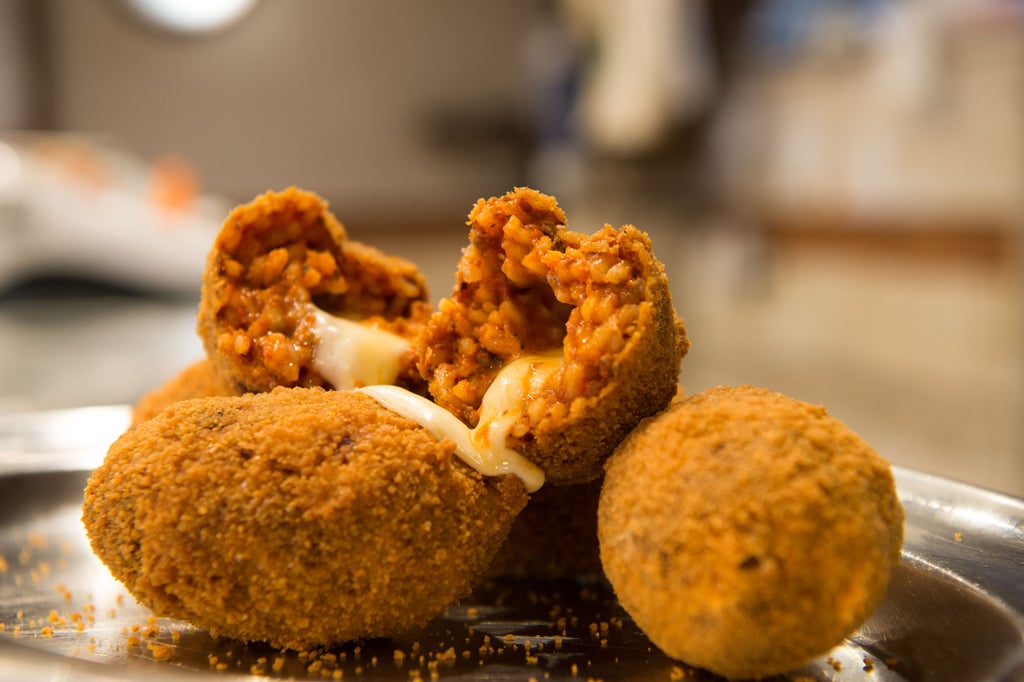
84,388,527,650
598,386,904,680
197,187,430,393
417,187,688,484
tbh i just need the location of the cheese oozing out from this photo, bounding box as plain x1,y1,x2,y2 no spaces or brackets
472,351,561,457
311,305,552,492
311,309,411,390
358,354,560,493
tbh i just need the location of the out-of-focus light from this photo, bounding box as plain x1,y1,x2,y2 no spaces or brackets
0,141,20,188
124,0,259,35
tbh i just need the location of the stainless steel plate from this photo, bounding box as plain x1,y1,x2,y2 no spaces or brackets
0,406,1021,681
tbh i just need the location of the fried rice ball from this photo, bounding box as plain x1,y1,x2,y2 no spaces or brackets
130,359,238,426
84,388,527,650
598,386,904,680
416,187,688,484
486,478,604,579
197,187,430,394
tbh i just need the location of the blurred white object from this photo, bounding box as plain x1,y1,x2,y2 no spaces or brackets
564,0,714,156
122,0,260,35
0,133,229,294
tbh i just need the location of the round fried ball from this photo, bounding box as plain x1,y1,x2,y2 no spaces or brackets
197,187,430,393
84,388,527,650
417,187,688,484
598,386,904,680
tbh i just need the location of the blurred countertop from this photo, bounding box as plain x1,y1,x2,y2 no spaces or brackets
0,280,202,412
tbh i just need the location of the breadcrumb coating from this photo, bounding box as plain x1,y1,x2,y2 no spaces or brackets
84,388,527,650
197,187,430,393
417,187,688,484
598,386,904,680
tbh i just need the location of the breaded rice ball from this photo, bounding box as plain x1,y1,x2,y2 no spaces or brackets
84,388,527,650
197,187,430,394
598,386,904,680
487,478,604,579
417,187,688,484
130,359,238,426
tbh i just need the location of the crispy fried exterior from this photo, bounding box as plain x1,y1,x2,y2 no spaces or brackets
197,188,430,393
598,386,904,680
487,478,603,579
83,388,527,650
130,359,238,426
416,187,688,484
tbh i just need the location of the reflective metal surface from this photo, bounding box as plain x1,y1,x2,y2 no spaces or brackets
0,406,1021,681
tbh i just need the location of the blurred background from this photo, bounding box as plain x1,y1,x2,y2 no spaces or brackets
0,0,1021,495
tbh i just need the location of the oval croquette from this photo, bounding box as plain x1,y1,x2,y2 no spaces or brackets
598,385,904,680
416,187,688,485
197,187,430,393
84,388,528,650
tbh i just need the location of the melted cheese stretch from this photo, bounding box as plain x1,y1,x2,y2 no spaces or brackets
358,385,546,493
358,354,561,493
311,309,411,390
472,352,561,469
312,308,552,491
